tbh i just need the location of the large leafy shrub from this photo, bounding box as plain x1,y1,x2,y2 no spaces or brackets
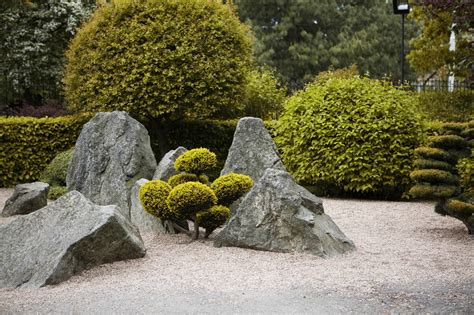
64,0,252,123
40,147,74,187
275,72,425,196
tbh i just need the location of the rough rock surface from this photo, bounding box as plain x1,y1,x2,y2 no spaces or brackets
2,182,49,217
66,111,157,217
130,179,167,234
153,147,187,181
0,191,146,289
215,169,355,257
221,117,285,182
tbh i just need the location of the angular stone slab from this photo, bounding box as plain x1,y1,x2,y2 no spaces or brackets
67,111,157,217
2,182,49,217
214,169,355,257
130,179,168,234
153,147,187,181
221,117,285,182
0,191,146,289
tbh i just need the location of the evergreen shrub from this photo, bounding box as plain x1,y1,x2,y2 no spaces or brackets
211,173,253,206
168,173,199,188
174,148,217,175
40,147,74,187
166,182,217,217
48,186,68,200
64,0,252,121
417,91,473,122
275,72,424,196
139,180,173,219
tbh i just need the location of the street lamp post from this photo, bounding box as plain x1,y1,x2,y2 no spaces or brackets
393,0,410,84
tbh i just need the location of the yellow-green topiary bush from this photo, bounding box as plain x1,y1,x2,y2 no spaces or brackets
167,182,217,218
174,148,217,174
210,173,253,206
139,180,173,220
40,147,74,187
168,173,199,188
197,205,231,237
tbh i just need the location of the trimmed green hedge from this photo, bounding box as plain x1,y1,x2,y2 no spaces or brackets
0,115,90,187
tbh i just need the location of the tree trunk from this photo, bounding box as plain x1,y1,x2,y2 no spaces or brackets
192,215,200,240
147,116,171,160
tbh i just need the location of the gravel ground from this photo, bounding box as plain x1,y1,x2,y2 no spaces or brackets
0,188,473,314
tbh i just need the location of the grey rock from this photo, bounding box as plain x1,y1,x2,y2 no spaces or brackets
221,117,285,183
153,147,187,181
0,191,146,289
130,179,167,234
214,169,355,257
2,182,49,217
66,111,157,217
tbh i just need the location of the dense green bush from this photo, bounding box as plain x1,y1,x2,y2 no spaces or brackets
139,180,173,219
64,0,252,121
457,155,473,192
275,72,425,196
210,173,253,206
168,173,199,188
48,186,68,200
40,148,74,187
174,148,217,175
417,91,473,122
242,67,287,120
0,115,90,187
197,205,231,237
167,182,217,218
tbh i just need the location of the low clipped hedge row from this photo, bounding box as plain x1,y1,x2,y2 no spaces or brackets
0,115,91,187
0,116,240,187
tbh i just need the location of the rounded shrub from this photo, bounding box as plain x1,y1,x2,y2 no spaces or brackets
410,169,458,185
275,73,424,195
414,159,453,172
48,186,68,200
457,155,473,192
210,173,253,206
174,148,217,174
408,184,458,199
167,181,217,217
168,173,198,188
197,205,231,231
414,147,456,164
40,147,74,187
64,0,252,120
139,180,173,219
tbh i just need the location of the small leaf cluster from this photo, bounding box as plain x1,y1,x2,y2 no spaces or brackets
409,120,473,234
275,71,425,196
139,148,253,239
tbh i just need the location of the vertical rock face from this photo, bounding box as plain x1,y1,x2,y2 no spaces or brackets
0,191,146,289
214,169,355,258
66,111,157,217
2,182,49,217
221,117,285,183
153,147,187,181
130,178,167,234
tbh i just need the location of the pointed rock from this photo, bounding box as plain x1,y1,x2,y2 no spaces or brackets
0,191,146,289
2,182,49,217
66,111,157,217
214,169,355,257
221,117,285,182
153,147,187,181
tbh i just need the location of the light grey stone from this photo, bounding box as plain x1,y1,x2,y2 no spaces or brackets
153,147,187,181
221,117,285,183
130,179,167,234
2,182,49,217
0,191,146,289
66,111,157,218
214,169,355,257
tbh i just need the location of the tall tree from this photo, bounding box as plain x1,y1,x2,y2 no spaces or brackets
0,0,96,103
235,0,417,90
407,0,473,81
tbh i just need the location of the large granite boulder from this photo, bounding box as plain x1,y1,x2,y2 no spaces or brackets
0,191,146,289
221,117,285,182
2,182,49,217
153,147,187,181
130,179,167,234
67,111,157,217
214,169,355,257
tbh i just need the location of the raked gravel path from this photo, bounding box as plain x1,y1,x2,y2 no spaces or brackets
0,188,473,314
